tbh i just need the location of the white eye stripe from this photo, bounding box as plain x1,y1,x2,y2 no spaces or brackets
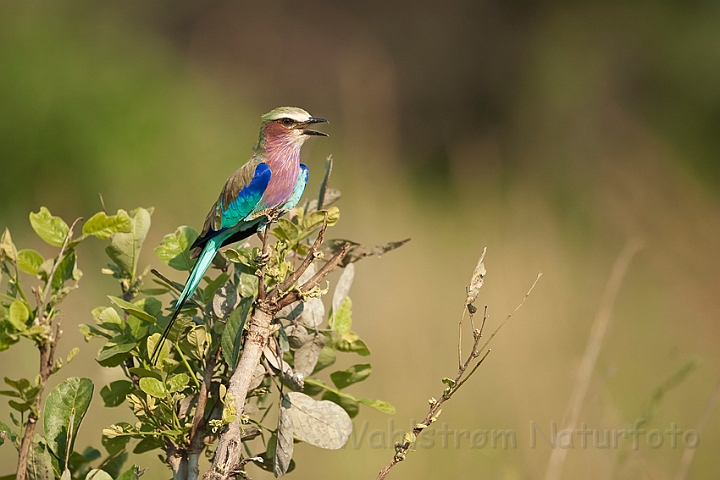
279,111,311,123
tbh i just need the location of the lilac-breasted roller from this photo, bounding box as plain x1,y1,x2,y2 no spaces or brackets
152,107,327,362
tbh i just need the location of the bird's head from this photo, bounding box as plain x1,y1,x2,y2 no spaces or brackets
255,107,328,154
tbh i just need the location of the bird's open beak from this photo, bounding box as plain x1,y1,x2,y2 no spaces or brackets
298,117,328,136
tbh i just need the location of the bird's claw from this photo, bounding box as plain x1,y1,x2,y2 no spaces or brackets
255,251,271,266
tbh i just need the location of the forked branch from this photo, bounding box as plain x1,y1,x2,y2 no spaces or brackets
376,252,541,480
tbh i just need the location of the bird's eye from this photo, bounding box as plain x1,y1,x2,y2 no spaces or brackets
280,118,294,127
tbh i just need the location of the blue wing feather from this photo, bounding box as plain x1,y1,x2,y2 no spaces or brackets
190,161,271,253
221,163,271,227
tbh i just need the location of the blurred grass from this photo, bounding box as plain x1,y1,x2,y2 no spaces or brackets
1,1,719,479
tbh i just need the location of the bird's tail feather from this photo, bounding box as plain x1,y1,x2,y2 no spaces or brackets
151,235,223,364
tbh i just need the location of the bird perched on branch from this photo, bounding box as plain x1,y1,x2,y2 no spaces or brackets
151,107,328,362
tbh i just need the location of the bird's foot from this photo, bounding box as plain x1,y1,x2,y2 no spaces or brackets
255,250,271,266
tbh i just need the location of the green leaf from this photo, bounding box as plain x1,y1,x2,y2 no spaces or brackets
85,470,113,480
44,378,94,468
0,421,18,447
52,250,80,290
128,367,162,380
154,226,198,272
102,433,130,456
27,436,54,480
96,338,136,364
108,296,157,324
8,400,30,413
358,398,396,414
330,297,352,334
139,377,166,398
29,207,69,247
222,297,253,369
238,272,258,298
94,307,123,331
321,390,360,418
166,315,194,343
301,207,340,233
185,325,208,360
105,207,151,278
4,376,30,391
146,333,170,364
8,300,30,331
82,210,132,240
167,374,189,393
330,364,372,390
17,249,45,276
100,381,133,408
78,323,112,341
116,465,142,480
312,345,336,374
335,333,371,356
133,436,163,454
273,218,299,243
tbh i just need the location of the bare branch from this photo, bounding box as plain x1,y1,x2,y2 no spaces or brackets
376,267,541,480
268,214,329,303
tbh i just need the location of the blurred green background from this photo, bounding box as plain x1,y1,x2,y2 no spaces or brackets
1,1,719,478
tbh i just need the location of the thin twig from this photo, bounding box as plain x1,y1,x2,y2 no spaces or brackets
276,243,351,310
376,270,541,480
317,156,333,211
544,239,643,480
17,218,82,480
268,214,329,302
98,193,108,213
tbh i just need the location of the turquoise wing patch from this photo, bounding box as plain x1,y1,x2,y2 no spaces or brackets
221,163,272,228
280,164,309,213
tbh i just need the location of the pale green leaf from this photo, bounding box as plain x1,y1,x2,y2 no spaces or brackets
29,207,69,247
167,374,189,393
105,208,151,278
8,300,30,331
358,398,396,414
108,296,157,323
154,226,198,272
17,249,44,276
139,377,166,398
82,210,132,240
85,470,113,480
330,297,352,334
